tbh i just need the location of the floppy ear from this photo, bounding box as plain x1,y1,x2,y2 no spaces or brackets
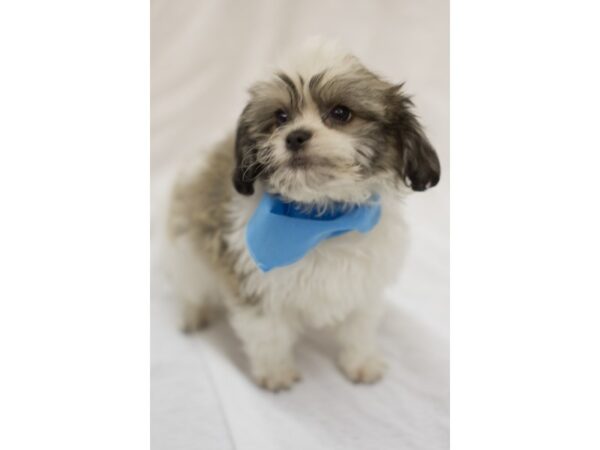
232,107,261,196
390,91,441,191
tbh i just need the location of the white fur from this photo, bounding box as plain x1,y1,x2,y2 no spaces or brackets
166,176,408,390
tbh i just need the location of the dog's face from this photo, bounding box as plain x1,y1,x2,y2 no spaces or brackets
232,42,440,204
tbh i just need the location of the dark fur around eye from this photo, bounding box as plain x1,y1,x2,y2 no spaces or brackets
329,105,352,123
275,109,289,126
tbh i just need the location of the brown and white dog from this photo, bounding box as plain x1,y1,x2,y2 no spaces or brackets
166,38,440,391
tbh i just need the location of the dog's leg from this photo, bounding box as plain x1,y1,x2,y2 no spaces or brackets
230,306,300,391
334,304,386,384
164,234,221,333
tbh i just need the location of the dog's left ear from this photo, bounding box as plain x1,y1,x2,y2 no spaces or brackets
232,105,261,196
389,89,441,191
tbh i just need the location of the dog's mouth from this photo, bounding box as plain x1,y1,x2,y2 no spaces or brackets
287,154,339,171
288,154,311,169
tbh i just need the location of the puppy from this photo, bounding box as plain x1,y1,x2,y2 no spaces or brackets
166,39,440,391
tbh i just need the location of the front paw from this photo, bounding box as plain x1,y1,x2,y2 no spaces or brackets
252,363,301,392
338,352,387,384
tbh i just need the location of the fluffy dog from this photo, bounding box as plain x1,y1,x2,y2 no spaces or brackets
166,39,440,391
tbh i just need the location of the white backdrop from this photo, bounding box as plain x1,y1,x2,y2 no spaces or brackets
151,1,448,449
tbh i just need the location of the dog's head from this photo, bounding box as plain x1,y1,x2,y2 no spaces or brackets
232,39,440,205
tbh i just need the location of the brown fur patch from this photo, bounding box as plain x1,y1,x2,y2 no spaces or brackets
169,136,260,306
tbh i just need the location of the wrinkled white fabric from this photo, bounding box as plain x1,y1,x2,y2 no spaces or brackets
151,1,448,448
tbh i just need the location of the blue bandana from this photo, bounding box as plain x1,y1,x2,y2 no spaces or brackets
246,193,381,272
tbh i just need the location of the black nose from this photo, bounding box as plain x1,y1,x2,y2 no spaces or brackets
285,129,312,151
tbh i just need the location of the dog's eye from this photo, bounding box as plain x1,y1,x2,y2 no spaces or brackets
329,105,352,123
275,109,289,126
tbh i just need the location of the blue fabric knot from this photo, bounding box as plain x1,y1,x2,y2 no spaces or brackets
246,193,381,272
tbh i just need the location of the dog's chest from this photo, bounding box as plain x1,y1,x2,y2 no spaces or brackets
274,240,388,326
229,203,406,327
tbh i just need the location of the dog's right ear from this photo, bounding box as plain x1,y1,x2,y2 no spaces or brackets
388,87,441,192
232,106,260,196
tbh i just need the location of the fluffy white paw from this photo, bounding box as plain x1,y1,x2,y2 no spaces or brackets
338,353,387,384
252,364,301,392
